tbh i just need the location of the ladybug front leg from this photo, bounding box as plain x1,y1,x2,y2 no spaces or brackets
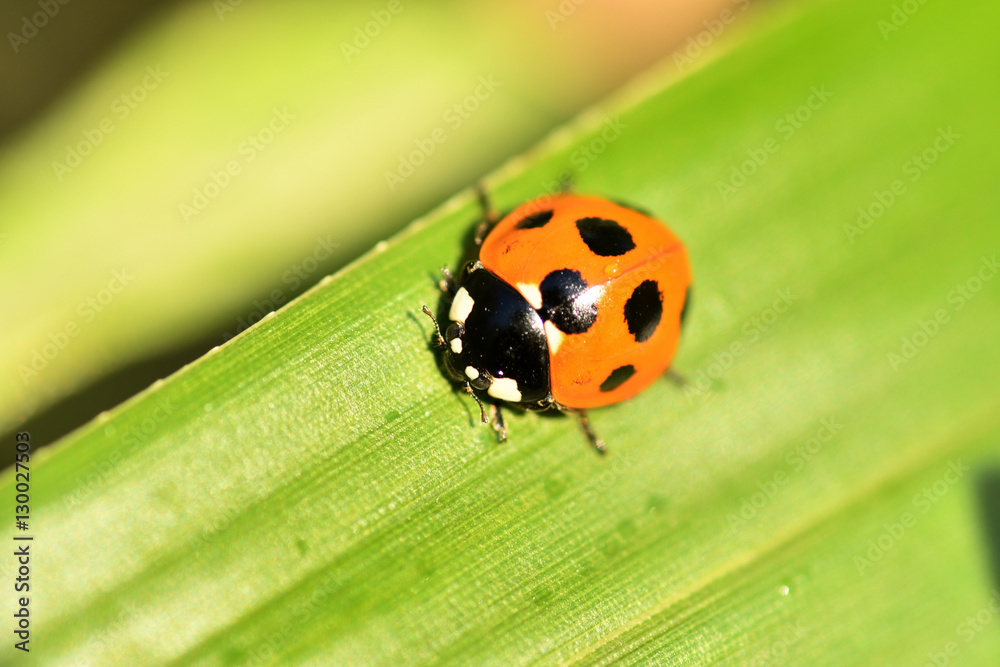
420,305,446,347
463,381,489,426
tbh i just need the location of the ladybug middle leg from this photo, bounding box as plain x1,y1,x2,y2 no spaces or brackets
574,410,607,454
557,172,574,193
666,369,688,387
554,403,606,454
489,403,508,442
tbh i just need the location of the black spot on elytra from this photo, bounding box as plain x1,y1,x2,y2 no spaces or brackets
540,269,588,308
515,209,554,229
680,286,692,329
575,217,636,257
539,269,598,334
623,280,663,343
600,365,635,392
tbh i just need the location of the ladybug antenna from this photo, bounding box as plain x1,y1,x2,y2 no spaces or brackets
421,305,445,346
464,382,488,425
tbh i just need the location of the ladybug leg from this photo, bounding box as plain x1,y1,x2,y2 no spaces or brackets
555,403,606,454
473,183,500,245
666,368,688,387
575,410,607,454
558,172,574,193
438,266,457,296
420,305,445,347
680,286,692,330
464,381,489,425
489,403,508,442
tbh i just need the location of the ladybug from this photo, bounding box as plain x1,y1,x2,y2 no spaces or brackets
423,187,691,452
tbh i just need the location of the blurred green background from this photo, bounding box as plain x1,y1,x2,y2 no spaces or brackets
0,0,741,456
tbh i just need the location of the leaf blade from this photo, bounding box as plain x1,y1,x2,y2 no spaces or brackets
5,0,1000,663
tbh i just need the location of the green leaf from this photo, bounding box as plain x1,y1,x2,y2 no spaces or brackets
5,0,1000,663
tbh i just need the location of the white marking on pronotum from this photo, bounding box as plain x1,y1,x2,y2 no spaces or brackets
488,377,521,402
449,287,475,324
544,321,565,354
465,366,479,380
517,282,543,309
450,338,463,354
